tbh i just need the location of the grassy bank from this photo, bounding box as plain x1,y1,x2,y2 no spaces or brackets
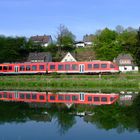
0,73,139,92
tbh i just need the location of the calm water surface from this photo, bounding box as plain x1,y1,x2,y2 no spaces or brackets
0,90,139,140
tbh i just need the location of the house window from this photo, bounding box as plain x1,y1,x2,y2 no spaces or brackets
58,64,64,70
65,64,70,70
132,66,135,70
50,65,55,70
93,64,99,68
101,64,107,68
88,64,92,69
32,65,37,70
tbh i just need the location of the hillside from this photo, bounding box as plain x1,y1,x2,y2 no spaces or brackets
75,47,96,61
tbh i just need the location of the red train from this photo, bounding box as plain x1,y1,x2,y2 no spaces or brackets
0,61,119,75
0,91,119,105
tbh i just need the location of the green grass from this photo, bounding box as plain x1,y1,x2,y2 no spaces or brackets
0,73,139,92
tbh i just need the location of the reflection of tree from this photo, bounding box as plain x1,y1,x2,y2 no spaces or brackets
84,102,139,133
47,103,76,135
57,112,76,135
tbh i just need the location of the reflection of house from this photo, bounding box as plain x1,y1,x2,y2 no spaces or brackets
30,35,52,47
27,52,52,62
61,52,77,62
114,54,139,72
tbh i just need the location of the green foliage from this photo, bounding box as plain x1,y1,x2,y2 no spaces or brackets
94,26,140,65
94,28,122,60
57,24,76,52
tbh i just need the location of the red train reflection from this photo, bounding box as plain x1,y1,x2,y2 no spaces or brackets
0,91,119,105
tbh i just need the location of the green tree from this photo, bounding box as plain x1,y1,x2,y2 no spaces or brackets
56,24,76,52
94,28,122,60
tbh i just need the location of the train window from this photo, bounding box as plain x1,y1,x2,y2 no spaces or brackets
94,64,99,68
50,65,55,70
9,94,12,98
110,64,115,68
3,93,7,98
26,94,31,99
0,94,2,98
26,65,31,71
101,97,107,102
58,95,64,100
72,64,78,70
9,66,12,70
65,95,70,101
39,95,45,100
50,95,55,100
32,94,37,99
39,65,44,70
72,95,78,101
58,64,64,70
32,65,37,70
101,64,107,68
110,97,115,101
65,64,70,70
0,66,2,70
3,66,8,70
20,65,25,71
88,96,92,101
88,64,92,69
94,97,100,101
20,94,25,99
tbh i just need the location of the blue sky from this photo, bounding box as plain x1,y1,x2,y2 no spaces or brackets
0,0,139,40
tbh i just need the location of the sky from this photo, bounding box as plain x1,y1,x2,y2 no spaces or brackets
0,0,139,40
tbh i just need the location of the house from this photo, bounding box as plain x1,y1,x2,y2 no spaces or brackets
74,41,85,48
30,35,52,47
114,54,139,72
27,52,52,62
61,52,77,62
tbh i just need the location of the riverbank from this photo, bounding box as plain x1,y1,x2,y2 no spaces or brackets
0,73,139,92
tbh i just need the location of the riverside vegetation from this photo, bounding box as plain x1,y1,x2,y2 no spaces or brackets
0,73,139,92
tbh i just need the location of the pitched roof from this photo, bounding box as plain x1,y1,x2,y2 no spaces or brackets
114,53,135,66
30,35,52,43
27,52,52,62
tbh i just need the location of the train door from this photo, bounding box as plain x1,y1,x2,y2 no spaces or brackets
80,92,85,101
14,66,19,73
79,64,85,73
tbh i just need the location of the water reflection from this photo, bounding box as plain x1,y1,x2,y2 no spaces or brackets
0,90,139,136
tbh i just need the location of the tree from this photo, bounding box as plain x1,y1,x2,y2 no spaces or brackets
94,28,122,60
56,24,76,52
115,25,124,34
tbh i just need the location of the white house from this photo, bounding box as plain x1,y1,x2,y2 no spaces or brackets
61,52,77,62
114,54,139,72
74,41,85,48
